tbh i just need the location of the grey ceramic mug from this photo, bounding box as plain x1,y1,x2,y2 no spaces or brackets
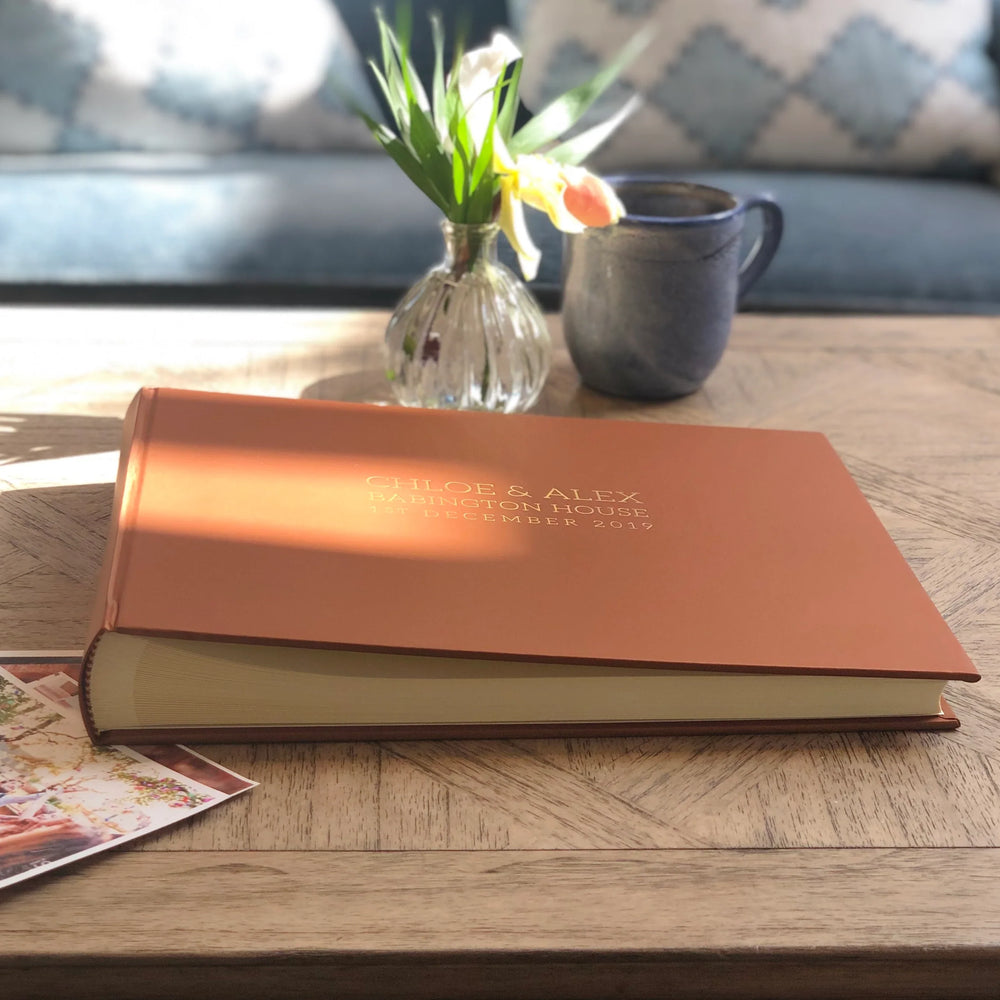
562,178,783,399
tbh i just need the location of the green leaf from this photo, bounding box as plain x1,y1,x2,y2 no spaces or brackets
509,27,651,154
392,12,431,116
408,103,453,197
367,61,404,131
408,103,441,160
469,77,503,191
466,90,501,215
430,13,447,139
359,5,504,223
467,176,497,223
444,71,463,133
545,94,641,166
442,26,466,130
469,123,494,193
374,10,411,128
389,140,451,214
495,59,522,143
451,131,470,213
393,0,412,55
359,110,450,213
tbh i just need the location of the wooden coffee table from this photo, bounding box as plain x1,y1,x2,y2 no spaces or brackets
2,306,999,999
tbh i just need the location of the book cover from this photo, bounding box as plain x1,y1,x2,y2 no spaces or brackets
81,388,979,742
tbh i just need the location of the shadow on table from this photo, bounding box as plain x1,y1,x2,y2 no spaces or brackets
0,481,116,561
0,413,123,465
300,372,396,406
0,482,116,645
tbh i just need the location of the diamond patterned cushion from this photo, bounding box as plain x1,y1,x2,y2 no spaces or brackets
510,0,1000,176
0,0,381,153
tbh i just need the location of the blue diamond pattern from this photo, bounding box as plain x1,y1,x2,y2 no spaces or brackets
506,0,535,29
648,27,788,163
948,34,1000,107
536,39,634,121
509,0,1000,176
603,0,662,16
0,0,98,118
798,16,940,151
146,10,274,135
0,0,380,154
147,69,266,135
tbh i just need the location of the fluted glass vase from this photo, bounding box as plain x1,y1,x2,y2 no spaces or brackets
384,221,551,413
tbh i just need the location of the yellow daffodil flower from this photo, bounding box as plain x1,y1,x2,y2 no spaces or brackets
494,143,626,280
449,33,628,281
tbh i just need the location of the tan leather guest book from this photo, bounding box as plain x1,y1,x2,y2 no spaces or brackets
80,387,979,744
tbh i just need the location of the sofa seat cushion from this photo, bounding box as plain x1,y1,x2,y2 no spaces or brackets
666,170,1000,313
0,153,998,314
0,152,444,286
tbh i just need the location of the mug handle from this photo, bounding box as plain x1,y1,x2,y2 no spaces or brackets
737,195,784,300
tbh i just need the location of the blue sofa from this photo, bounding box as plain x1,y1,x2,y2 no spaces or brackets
0,0,998,314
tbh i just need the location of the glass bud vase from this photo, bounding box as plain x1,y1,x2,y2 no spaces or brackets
384,221,551,413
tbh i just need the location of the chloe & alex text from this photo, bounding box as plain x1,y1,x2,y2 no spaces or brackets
364,476,644,504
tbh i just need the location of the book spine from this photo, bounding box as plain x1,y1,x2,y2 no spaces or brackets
80,388,159,742
103,388,158,630
79,632,105,743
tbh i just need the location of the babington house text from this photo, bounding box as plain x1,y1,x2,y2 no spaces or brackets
364,477,654,530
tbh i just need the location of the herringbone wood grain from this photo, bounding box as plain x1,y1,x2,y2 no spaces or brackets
2,307,999,999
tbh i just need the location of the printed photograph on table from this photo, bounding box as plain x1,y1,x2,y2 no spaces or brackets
0,653,256,891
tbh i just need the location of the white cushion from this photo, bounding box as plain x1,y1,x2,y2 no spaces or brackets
0,0,380,153
511,0,1000,176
